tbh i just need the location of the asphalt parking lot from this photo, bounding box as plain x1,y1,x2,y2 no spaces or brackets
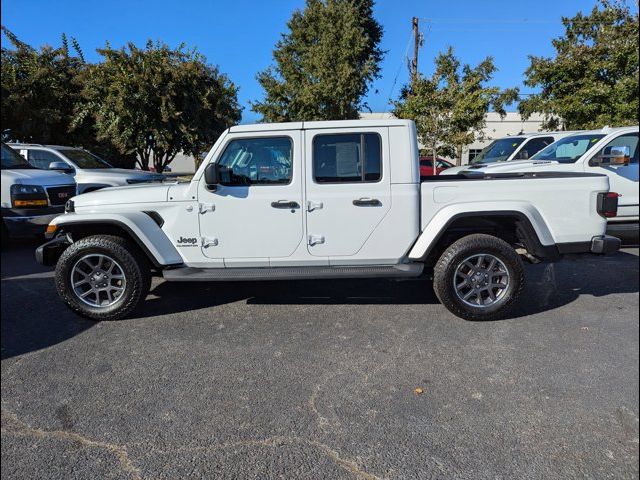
1,241,638,479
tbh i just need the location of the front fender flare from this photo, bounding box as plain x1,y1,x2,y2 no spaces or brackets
50,211,183,267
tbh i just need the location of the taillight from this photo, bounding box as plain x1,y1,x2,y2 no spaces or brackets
597,192,619,218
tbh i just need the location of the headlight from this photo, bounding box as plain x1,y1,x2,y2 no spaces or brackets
11,184,46,195
10,184,48,207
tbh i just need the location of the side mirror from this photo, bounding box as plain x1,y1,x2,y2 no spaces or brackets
49,161,74,173
204,162,220,189
517,150,529,160
596,146,631,166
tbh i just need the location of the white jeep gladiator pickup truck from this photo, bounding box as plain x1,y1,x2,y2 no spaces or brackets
36,120,620,321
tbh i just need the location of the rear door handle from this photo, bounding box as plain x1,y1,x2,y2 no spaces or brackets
271,200,300,209
352,198,381,207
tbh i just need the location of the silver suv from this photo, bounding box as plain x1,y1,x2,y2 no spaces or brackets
10,144,165,194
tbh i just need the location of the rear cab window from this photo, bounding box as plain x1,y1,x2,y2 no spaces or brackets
313,133,381,183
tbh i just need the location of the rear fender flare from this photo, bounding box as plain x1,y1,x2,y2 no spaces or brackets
408,202,555,260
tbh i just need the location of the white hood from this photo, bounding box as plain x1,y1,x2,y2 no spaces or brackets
2,167,75,186
75,168,165,185
73,183,172,208
443,159,561,175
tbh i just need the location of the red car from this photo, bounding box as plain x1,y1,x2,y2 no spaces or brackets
419,156,454,176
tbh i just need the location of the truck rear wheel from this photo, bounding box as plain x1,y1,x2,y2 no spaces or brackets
433,234,525,321
55,235,151,321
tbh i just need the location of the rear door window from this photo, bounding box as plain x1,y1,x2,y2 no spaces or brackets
313,133,381,183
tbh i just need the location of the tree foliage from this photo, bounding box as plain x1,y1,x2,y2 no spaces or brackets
252,0,384,122
75,41,242,171
519,0,639,129
1,26,85,144
393,48,518,166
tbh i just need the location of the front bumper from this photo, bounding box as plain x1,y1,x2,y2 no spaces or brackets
35,234,72,266
1,206,65,237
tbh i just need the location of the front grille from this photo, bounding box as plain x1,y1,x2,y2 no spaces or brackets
46,185,76,205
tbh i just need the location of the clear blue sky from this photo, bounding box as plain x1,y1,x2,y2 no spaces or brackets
0,0,620,123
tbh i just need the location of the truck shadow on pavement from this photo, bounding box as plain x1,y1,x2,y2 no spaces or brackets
1,242,638,360
139,250,639,320
1,240,95,360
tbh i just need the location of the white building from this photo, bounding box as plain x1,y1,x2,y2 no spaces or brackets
167,152,197,175
360,111,546,165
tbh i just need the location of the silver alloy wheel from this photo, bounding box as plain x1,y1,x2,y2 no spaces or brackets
71,254,126,308
453,253,510,308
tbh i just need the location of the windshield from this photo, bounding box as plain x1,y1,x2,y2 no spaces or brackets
59,149,112,169
531,134,606,163
1,143,33,169
471,138,525,164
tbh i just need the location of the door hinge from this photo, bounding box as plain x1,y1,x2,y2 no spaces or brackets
201,237,219,248
307,201,323,212
308,234,325,246
199,203,215,214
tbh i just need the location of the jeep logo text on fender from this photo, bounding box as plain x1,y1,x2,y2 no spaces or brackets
176,236,198,247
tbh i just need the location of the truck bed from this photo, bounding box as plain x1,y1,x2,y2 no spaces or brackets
419,171,610,246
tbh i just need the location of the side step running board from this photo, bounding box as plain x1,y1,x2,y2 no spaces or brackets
162,264,424,282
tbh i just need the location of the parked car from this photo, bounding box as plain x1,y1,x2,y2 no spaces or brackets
450,126,639,241
419,156,453,176
443,131,577,176
10,144,165,194
1,142,76,241
37,119,618,322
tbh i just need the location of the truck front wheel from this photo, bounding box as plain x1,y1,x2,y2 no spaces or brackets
433,234,525,321
55,235,151,321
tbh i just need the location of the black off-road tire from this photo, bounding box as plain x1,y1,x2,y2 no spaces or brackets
433,234,525,321
55,235,151,321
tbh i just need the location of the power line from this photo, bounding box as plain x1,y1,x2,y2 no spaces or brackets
385,30,414,112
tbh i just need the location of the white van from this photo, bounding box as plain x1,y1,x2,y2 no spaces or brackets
11,144,165,194
1,142,76,241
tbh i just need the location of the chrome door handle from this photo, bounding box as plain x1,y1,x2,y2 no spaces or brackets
271,200,299,209
352,198,381,207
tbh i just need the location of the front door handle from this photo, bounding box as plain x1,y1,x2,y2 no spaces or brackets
353,198,381,207
271,200,300,209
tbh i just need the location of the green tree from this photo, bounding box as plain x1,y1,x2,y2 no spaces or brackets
74,41,241,171
393,48,518,167
1,28,137,167
252,0,383,121
519,0,639,130
1,27,84,143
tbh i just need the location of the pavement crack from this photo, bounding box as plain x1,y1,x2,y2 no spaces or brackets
308,374,334,431
146,435,384,480
1,406,141,480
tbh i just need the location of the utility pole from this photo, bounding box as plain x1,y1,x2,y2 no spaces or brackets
410,17,420,85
